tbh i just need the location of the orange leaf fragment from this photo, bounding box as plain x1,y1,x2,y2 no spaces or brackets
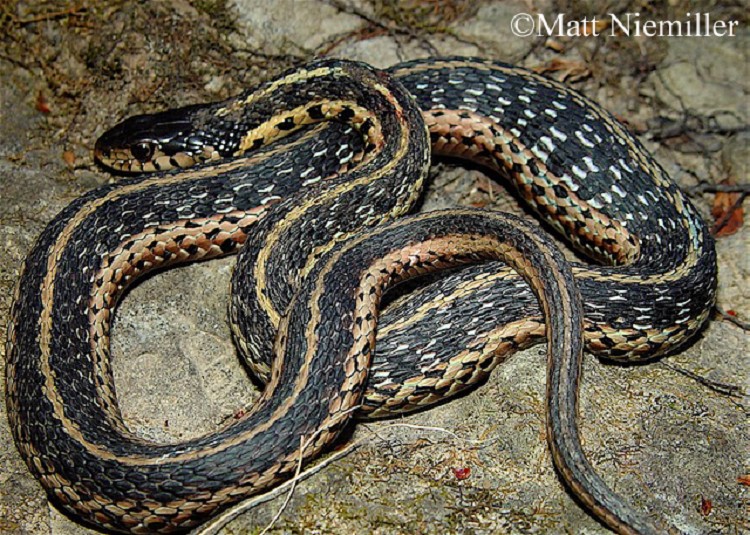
582,18,610,36
545,39,565,52
452,467,471,480
63,150,76,168
36,91,51,114
711,180,744,236
534,59,591,83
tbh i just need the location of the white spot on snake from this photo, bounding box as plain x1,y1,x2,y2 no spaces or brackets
583,156,600,172
518,94,531,104
544,108,557,118
611,183,626,198
486,83,502,92
523,109,536,119
355,205,375,216
575,130,595,148
571,165,587,180
539,136,556,153
559,173,579,191
549,126,567,142
466,87,484,96
335,144,349,155
532,145,548,162
608,165,622,181
552,100,567,110
495,97,512,106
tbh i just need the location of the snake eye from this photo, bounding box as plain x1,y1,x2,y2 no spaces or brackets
130,142,155,163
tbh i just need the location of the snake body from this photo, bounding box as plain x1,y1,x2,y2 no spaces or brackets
6,58,717,534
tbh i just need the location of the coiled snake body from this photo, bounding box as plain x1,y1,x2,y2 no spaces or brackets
6,58,716,534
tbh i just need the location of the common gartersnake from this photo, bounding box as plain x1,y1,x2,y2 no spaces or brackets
6,57,716,534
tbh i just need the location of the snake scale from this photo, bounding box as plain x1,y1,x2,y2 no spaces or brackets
5,57,716,534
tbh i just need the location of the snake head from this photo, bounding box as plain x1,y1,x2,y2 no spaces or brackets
95,104,220,173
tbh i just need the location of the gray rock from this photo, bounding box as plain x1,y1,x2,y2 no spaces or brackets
646,35,749,131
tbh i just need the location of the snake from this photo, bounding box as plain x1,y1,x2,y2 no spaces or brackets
5,57,717,534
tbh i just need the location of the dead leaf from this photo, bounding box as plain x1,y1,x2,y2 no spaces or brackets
584,18,610,36
36,91,50,114
534,59,591,83
452,466,471,480
62,150,76,168
711,179,744,236
545,39,565,52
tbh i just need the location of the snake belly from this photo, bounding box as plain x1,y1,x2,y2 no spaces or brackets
6,57,717,535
